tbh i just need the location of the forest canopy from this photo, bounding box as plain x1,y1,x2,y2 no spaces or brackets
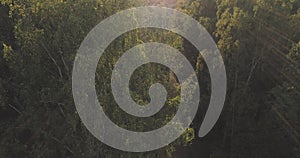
0,0,299,157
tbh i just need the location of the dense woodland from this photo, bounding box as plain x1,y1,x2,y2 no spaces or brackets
0,0,300,157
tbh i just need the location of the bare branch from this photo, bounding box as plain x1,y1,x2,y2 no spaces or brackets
40,42,63,80
8,104,21,114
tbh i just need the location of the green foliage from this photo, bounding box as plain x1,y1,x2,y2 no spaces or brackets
0,0,299,157
288,41,300,64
